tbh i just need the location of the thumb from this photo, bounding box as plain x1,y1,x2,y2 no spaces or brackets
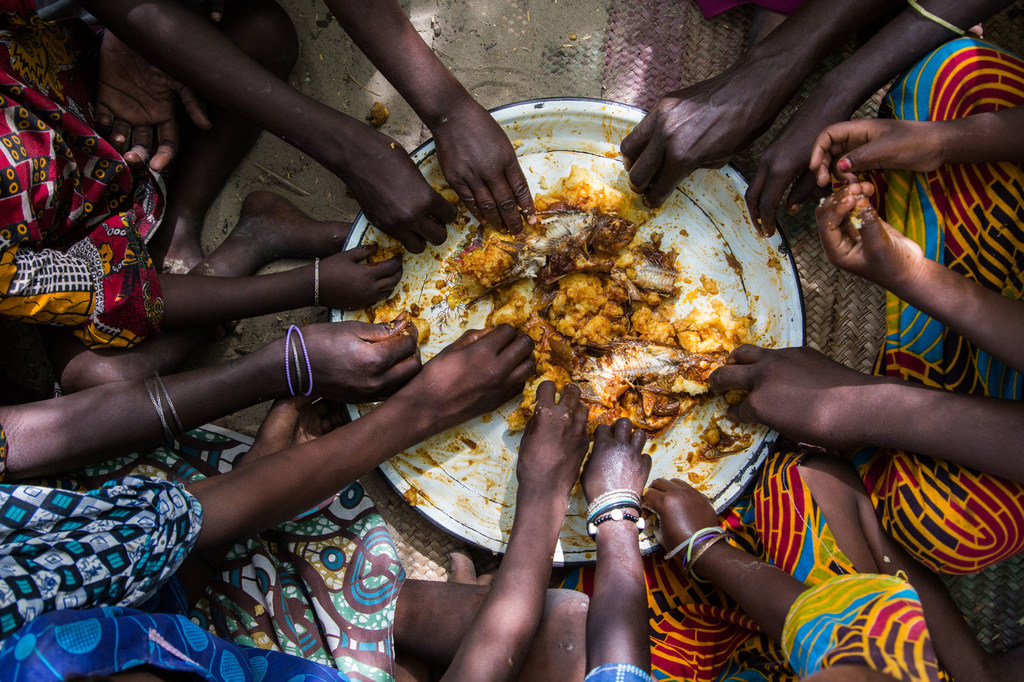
837,138,892,179
345,244,378,262
179,86,212,130
850,197,888,253
358,313,414,342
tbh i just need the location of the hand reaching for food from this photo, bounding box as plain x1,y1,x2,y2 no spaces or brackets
338,131,458,254
643,477,719,553
516,382,590,497
709,344,884,450
582,418,651,505
620,63,779,209
318,245,403,310
302,318,422,403
432,98,536,233
400,325,536,432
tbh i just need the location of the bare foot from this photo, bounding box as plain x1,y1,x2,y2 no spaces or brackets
448,549,494,586
151,214,206,274
193,191,352,277
228,190,350,261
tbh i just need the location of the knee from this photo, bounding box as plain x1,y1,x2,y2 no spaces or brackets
222,0,299,78
57,350,162,394
521,589,589,681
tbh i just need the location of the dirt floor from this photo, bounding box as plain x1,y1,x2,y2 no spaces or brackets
0,0,627,431
176,0,615,435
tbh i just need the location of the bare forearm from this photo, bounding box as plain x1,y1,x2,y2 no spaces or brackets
187,389,443,547
734,0,894,113
840,381,1024,480
325,0,467,127
1,342,285,478
443,490,567,682
158,266,314,329
587,523,649,672
891,258,1024,374
811,0,1015,119
690,542,805,644
939,107,1024,165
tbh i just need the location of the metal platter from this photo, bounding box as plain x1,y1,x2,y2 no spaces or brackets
334,98,804,564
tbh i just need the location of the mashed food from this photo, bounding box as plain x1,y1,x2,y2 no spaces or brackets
451,169,752,436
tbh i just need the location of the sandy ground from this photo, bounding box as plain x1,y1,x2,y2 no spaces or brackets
183,0,615,434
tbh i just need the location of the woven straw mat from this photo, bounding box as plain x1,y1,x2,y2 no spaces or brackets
375,0,1024,651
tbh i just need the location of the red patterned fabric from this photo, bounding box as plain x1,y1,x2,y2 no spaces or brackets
0,3,164,348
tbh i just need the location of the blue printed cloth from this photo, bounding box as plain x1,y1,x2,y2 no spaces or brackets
0,475,201,641
586,662,655,682
0,605,351,680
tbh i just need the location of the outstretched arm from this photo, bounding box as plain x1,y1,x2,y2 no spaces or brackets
0,319,420,479
621,0,896,209
325,0,536,233
442,381,589,682
709,344,1024,482
157,247,401,329
79,0,457,253
746,0,1016,234
581,419,651,673
187,325,535,549
644,478,804,643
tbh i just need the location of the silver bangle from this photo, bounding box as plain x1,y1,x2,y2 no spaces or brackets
144,378,173,441
153,373,183,436
313,257,320,307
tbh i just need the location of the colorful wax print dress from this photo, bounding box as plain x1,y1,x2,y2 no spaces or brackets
34,424,407,682
564,451,942,681
852,37,1024,575
0,606,352,680
0,1,165,347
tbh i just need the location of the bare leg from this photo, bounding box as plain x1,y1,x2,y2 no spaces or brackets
799,457,995,681
149,0,299,273
46,192,350,392
394,580,588,681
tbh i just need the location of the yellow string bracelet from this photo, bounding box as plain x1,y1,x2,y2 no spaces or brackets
907,0,966,36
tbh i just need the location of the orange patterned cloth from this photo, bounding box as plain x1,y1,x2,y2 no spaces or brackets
854,37,1024,575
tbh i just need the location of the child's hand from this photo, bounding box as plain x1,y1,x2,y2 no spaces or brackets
643,478,719,552
810,119,948,186
516,382,590,497
338,132,458,254
709,344,881,450
96,30,211,171
399,325,535,432
245,395,348,463
816,183,925,293
319,245,403,310
301,318,421,403
582,418,650,504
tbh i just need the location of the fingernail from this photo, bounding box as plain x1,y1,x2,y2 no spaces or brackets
788,204,801,216
837,158,852,172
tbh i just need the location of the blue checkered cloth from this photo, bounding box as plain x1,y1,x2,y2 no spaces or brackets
586,662,654,682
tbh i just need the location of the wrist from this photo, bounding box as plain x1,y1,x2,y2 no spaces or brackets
595,516,641,545
689,536,733,575
246,337,291,401
421,88,482,132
